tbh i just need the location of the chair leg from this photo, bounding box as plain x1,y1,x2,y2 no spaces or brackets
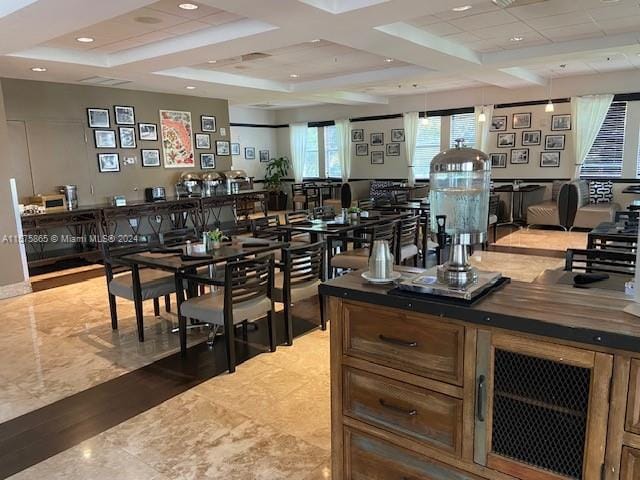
164,294,171,313
284,301,293,346
241,320,248,342
267,310,277,352
153,297,160,316
175,276,187,355
225,323,236,374
319,294,326,331
131,266,145,342
108,294,118,330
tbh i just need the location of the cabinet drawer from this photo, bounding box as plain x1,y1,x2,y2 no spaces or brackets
626,360,640,435
345,428,481,480
344,301,464,385
344,367,462,455
621,447,640,480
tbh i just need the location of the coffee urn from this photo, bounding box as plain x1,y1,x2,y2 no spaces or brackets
58,185,78,210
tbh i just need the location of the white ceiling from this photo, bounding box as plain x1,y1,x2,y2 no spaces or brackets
0,0,639,109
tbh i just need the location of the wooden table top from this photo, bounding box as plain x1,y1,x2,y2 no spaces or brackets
319,266,640,352
278,212,404,234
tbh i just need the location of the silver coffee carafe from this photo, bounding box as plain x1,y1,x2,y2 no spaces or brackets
58,185,78,210
368,240,394,279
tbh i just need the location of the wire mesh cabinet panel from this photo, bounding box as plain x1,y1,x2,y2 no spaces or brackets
474,331,613,480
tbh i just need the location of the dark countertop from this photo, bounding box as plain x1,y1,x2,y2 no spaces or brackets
319,267,640,353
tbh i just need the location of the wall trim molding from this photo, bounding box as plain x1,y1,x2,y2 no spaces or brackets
0,281,32,300
230,122,288,129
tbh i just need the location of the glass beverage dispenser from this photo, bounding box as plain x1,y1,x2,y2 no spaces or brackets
430,140,491,289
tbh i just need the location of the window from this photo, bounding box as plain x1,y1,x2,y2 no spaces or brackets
581,101,627,178
414,116,442,180
324,125,341,178
450,112,476,148
303,127,319,178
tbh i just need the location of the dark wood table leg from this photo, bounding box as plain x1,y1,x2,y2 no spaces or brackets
174,274,187,355
131,264,145,342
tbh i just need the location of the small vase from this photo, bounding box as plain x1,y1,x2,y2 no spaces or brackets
211,240,221,250
350,213,359,220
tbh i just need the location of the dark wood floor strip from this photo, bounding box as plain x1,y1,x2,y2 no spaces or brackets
0,306,319,480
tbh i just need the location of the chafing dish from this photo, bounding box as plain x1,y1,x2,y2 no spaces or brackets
222,170,251,193
201,172,224,197
175,172,202,198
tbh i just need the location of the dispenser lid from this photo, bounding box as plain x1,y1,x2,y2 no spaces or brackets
431,140,489,174
179,172,201,182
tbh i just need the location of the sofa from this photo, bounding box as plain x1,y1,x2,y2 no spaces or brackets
568,180,620,230
526,181,572,229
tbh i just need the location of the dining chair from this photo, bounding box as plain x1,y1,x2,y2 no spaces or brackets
358,198,374,210
177,255,276,373
273,241,325,345
395,215,420,266
615,210,639,224
313,205,336,219
484,194,500,249
285,210,311,242
292,183,309,210
394,192,409,204
565,248,635,275
251,214,282,240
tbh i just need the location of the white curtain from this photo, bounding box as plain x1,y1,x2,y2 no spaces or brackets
289,122,307,183
474,104,493,153
571,94,614,178
403,112,419,187
335,118,351,183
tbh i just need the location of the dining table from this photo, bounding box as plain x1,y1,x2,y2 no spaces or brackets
534,268,632,296
493,184,545,226
588,221,637,251
118,238,285,350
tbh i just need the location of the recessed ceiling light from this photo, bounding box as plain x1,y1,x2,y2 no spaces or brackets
310,38,321,43
178,3,198,10
76,37,94,43
289,74,299,78
185,85,196,90
510,36,524,42
31,67,47,72
384,58,394,63
207,60,217,64
452,5,472,11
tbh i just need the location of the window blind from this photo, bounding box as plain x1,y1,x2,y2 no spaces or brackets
581,101,626,179
450,112,476,148
414,117,442,180
303,127,319,178
324,125,341,178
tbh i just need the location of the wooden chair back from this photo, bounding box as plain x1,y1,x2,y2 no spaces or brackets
285,210,310,224
370,221,396,255
397,215,420,249
394,192,409,204
251,215,281,239
224,255,273,309
283,241,325,290
358,198,374,210
565,248,635,275
313,205,336,219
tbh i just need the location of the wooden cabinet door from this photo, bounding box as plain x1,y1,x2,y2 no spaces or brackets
621,447,640,480
474,332,612,480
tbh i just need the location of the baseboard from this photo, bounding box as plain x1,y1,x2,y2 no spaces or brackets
0,281,32,300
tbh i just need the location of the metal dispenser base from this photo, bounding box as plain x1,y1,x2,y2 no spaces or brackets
436,243,478,289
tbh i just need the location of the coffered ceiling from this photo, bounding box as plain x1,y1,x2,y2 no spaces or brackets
0,0,639,109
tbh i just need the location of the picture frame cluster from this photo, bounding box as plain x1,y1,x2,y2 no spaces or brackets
351,127,404,165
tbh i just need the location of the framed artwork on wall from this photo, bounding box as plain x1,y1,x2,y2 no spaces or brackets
138,123,158,141
391,129,405,142
119,127,136,149
540,151,560,167
370,132,384,146
231,143,241,155
510,148,529,164
216,140,230,155
114,105,135,125
355,143,368,156
141,149,160,167
200,153,216,169
490,116,507,132
522,130,541,146
351,129,364,142
94,130,116,148
371,151,384,164
497,132,516,148
245,147,256,159
551,114,571,131
195,133,211,149
87,108,110,128
512,112,531,129
386,143,400,156
201,115,216,132
490,153,507,168
545,134,565,150
160,110,194,168
98,153,120,173
259,150,270,162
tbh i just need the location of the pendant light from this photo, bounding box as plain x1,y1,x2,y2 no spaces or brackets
420,89,429,126
478,88,487,122
545,71,555,113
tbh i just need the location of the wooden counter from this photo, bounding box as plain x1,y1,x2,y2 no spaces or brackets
320,270,640,480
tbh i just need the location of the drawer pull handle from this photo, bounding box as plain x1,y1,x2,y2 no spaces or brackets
477,375,486,422
378,334,417,348
379,399,417,417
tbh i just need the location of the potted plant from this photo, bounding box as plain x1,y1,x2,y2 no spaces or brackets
264,156,290,211
206,228,228,250
348,206,361,220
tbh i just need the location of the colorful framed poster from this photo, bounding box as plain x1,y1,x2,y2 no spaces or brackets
159,110,194,168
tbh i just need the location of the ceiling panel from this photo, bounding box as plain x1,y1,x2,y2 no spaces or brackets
448,9,520,30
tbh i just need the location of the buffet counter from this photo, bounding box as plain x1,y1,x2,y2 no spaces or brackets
320,268,640,480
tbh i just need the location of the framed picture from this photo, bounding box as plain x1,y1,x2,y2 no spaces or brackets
259,150,270,162
119,127,136,148
391,129,405,142
386,143,400,156
497,132,516,148
200,153,216,169
510,148,529,164
370,132,384,146
490,153,507,168
522,130,541,146
355,143,368,156
351,129,364,142
114,105,135,125
201,115,216,132
97,153,120,173
195,133,211,149
245,147,256,160
545,134,565,150
87,108,110,128
141,149,160,167
216,140,230,155
231,143,240,155
540,151,560,168
160,110,194,168
371,151,384,165
552,114,571,131
138,123,158,141
490,116,507,132
94,129,116,148
512,112,531,129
